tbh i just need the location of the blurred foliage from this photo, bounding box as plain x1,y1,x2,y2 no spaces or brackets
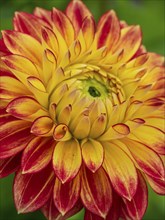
0,0,165,220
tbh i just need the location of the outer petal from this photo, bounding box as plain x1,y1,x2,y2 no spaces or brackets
14,165,54,213
66,0,92,35
33,7,52,25
53,139,82,183
145,174,165,195
53,174,80,215
81,166,112,218
0,121,32,159
6,96,43,121
0,153,21,178
102,142,138,200
13,12,48,41
125,138,165,180
112,25,142,62
122,171,148,220
2,30,42,64
106,191,121,220
52,8,75,46
97,10,120,49
21,137,55,174
82,16,95,49
42,197,83,220
81,139,104,172
85,211,103,220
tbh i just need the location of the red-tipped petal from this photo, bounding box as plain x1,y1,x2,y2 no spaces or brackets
125,138,165,180
112,25,142,62
145,174,165,195
53,174,80,215
53,139,81,183
82,16,95,48
97,10,120,49
122,171,148,220
42,197,83,220
21,137,54,174
33,7,52,25
106,191,121,220
81,166,112,218
66,0,92,35
14,165,54,213
85,211,103,220
52,8,75,46
103,142,138,200
13,12,48,41
6,96,41,121
2,30,42,64
0,153,21,178
81,139,104,173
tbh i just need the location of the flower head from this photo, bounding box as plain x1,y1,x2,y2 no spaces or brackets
0,0,164,219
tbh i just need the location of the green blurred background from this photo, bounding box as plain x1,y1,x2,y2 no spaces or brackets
0,0,164,219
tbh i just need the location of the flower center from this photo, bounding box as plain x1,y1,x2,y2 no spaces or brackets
88,86,101,97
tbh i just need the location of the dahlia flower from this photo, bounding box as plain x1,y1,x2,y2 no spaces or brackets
0,0,164,219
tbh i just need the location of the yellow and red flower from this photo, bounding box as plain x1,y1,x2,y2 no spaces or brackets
0,0,165,219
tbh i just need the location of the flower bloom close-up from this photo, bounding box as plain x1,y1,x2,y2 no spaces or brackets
0,0,165,219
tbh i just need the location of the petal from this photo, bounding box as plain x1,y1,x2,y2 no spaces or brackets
0,124,33,159
33,7,52,25
81,166,112,218
53,174,80,215
81,139,104,172
13,12,48,41
99,123,130,141
106,191,121,220
125,138,165,179
85,211,103,220
132,124,165,155
14,165,54,213
122,171,148,220
102,142,138,200
0,76,30,101
53,139,82,183
66,0,92,35
97,10,120,49
82,16,95,48
2,30,42,64
145,174,165,195
6,96,42,121
21,137,54,174
52,8,75,46
112,25,142,62
42,197,83,220
31,116,54,136
90,114,107,138
0,153,21,178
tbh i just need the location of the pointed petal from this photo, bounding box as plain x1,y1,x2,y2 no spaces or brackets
85,211,103,220
21,137,54,174
14,165,54,213
81,166,112,218
14,12,48,41
6,96,41,121
66,0,92,35
2,30,42,64
53,139,82,183
0,153,21,178
122,171,148,220
81,139,104,172
90,114,107,138
53,174,80,215
106,191,121,220
112,25,142,62
52,8,75,46
82,16,95,48
73,115,91,139
31,116,54,136
102,142,138,200
33,7,52,25
145,174,165,195
97,10,120,49
42,197,83,220
125,138,165,179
